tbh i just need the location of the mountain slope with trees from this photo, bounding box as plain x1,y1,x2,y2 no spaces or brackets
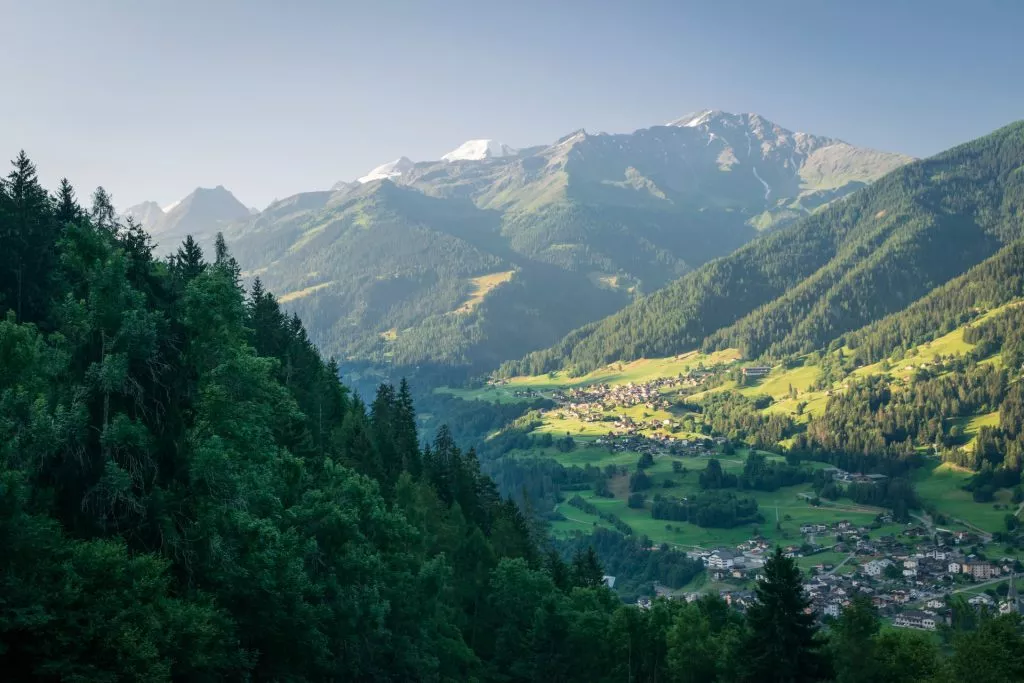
504,120,1024,376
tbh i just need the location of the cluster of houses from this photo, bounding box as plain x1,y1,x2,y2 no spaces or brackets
660,518,1021,629
820,467,889,485
594,432,723,458
556,379,678,409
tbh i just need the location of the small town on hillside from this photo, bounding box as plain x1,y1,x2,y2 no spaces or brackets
490,364,1024,628
627,519,1024,629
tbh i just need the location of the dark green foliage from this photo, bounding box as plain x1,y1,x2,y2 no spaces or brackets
557,528,704,595
0,159,548,680
741,547,829,682
651,490,761,528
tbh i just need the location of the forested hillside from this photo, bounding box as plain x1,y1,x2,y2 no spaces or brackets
506,121,1024,376
5,155,1024,681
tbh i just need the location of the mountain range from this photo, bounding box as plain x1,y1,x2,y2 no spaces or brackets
122,110,912,376
504,119,1024,377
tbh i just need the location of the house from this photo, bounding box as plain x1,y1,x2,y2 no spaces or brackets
741,366,771,378
948,562,961,574
707,549,738,570
823,602,842,618
968,594,995,608
926,599,945,610
602,576,616,589
894,611,937,630
862,559,893,577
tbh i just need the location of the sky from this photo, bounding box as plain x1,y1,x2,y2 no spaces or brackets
3,0,1023,210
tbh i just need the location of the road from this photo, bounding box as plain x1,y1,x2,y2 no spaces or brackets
951,575,1008,595
826,553,857,576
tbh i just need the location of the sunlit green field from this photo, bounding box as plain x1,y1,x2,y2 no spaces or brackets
912,460,1017,533
435,349,742,403
548,451,888,549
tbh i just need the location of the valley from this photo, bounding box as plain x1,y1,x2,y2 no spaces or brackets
10,3,1024,680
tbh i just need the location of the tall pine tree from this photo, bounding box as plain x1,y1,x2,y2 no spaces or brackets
740,547,829,682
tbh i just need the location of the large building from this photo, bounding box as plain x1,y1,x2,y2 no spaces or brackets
894,611,937,630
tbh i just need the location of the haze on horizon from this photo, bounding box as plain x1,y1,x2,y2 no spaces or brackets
3,0,1023,210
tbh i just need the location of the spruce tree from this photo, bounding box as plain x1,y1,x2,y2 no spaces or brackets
571,547,605,588
173,235,206,282
54,177,81,224
1,151,56,323
213,231,242,290
740,547,829,682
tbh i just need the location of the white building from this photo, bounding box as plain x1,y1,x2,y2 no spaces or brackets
707,550,738,570
894,611,937,630
863,559,893,577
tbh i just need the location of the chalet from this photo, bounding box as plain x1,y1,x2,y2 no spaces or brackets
894,611,937,630
741,366,771,378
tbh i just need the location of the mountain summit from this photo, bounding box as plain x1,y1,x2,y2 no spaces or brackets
122,201,165,231
441,139,517,162
147,186,250,252
357,157,415,184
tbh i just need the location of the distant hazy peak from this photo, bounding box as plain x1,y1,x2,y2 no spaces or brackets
441,139,517,162
122,200,165,230
357,156,415,184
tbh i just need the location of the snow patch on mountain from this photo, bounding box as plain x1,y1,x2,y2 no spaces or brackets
752,166,771,200
442,139,516,162
667,109,719,128
358,157,415,183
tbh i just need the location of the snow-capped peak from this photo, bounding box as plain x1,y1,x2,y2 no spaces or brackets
357,156,415,184
667,109,722,128
441,139,517,162
162,199,182,213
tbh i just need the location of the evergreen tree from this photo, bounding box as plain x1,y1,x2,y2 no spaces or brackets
172,235,206,282
828,596,880,683
0,151,56,323
89,186,118,232
740,547,829,682
53,177,81,225
571,547,605,588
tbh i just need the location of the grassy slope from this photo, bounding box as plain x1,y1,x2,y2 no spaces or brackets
436,349,740,403
455,299,1023,545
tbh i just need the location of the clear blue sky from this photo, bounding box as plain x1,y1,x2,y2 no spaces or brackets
4,0,1022,209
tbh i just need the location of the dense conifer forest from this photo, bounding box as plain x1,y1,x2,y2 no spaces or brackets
5,153,1024,681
